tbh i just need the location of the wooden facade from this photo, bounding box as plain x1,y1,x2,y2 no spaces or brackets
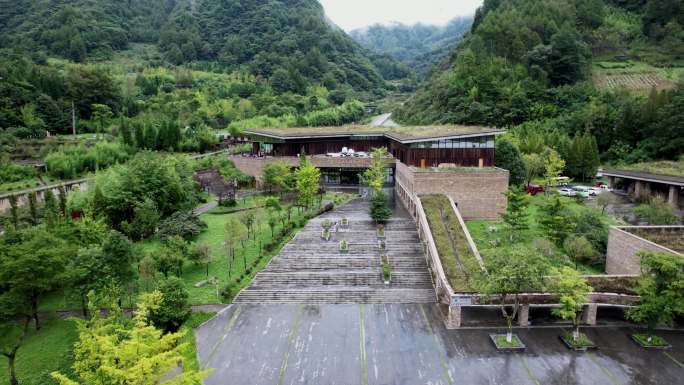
250,134,496,167
389,142,495,167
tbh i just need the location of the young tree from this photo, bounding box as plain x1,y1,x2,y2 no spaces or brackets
479,247,548,343
263,162,293,194
139,255,157,291
162,235,189,276
189,243,212,279
100,230,136,286
148,277,192,333
0,229,72,329
0,290,32,385
627,252,684,344
51,292,208,385
539,197,574,246
240,211,256,240
362,147,390,193
501,187,530,240
563,236,596,268
370,191,392,223
91,103,113,136
543,149,566,190
295,160,321,210
596,192,616,214
225,216,247,275
550,267,593,342
522,153,543,187
495,139,526,186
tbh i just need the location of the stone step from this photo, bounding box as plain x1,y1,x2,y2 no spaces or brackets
267,258,427,270
233,288,436,304
252,271,432,287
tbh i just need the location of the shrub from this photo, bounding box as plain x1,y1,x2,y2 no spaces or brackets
148,277,191,333
0,160,37,183
563,236,596,265
158,211,207,241
632,197,679,225
45,142,130,179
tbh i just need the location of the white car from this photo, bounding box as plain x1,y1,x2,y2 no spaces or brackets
557,187,577,197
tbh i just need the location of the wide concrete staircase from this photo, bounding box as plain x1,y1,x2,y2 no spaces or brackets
234,200,436,304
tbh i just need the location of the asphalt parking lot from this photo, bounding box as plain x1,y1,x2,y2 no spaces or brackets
195,304,684,385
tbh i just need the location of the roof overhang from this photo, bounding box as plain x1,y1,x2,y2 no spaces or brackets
245,128,504,144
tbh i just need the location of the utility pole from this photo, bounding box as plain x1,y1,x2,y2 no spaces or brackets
71,101,76,136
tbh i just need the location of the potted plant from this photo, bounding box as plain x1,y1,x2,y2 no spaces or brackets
340,217,349,228
626,252,681,349
321,219,332,241
378,240,386,250
339,240,349,254
381,255,391,285
376,224,385,240
321,228,330,241
550,267,596,351
479,247,546,352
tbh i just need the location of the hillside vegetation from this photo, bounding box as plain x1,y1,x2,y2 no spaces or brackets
0,0,390,94
396,0,684,164
350,17,473,76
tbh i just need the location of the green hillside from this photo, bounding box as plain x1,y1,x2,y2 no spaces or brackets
0,0,389,94
350,17,473,76
396,0,684,163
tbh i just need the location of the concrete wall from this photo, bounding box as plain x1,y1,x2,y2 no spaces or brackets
0,179,88,212
605,226,684,275
396,162,509,220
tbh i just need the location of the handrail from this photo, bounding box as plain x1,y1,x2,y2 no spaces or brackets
395,178,455,303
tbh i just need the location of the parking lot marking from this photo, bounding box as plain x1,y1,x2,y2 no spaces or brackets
419,304,454,385
663,351,684,369
277,304,302,385
359,304,367,385
516,355,541,385
203,305,242,369
587,352,620,385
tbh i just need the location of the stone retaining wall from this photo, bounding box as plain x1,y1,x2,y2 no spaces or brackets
395,162,509,220
606,226,684,275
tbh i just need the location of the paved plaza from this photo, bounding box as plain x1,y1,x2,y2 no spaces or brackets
196,303,684,385
196,200,684,385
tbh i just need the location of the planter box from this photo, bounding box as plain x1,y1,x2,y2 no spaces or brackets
631,334,672,350
340,219,349,228
321,230,331,241
376,232,385,240
378,241,386,250
489,334,526,352
559,333,597,351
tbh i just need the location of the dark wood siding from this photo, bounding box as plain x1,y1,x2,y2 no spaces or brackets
389,142,495,167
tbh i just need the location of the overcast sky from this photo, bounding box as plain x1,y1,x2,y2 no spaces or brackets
318,0,483,31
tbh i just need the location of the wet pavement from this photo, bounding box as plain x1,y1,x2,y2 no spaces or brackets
195,304,684,385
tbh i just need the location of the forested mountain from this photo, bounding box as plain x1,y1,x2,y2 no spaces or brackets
350,17,473,75
396,0,684,163
0,0,388,93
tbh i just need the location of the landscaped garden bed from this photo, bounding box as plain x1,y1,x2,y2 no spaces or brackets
421,194,482,292
489,334,526,352
559,331,597,351
631,333,671,349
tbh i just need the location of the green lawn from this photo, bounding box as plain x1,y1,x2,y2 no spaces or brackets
466,194,619,275
0,317,77,385
421,194,482,292
40,192,356,310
